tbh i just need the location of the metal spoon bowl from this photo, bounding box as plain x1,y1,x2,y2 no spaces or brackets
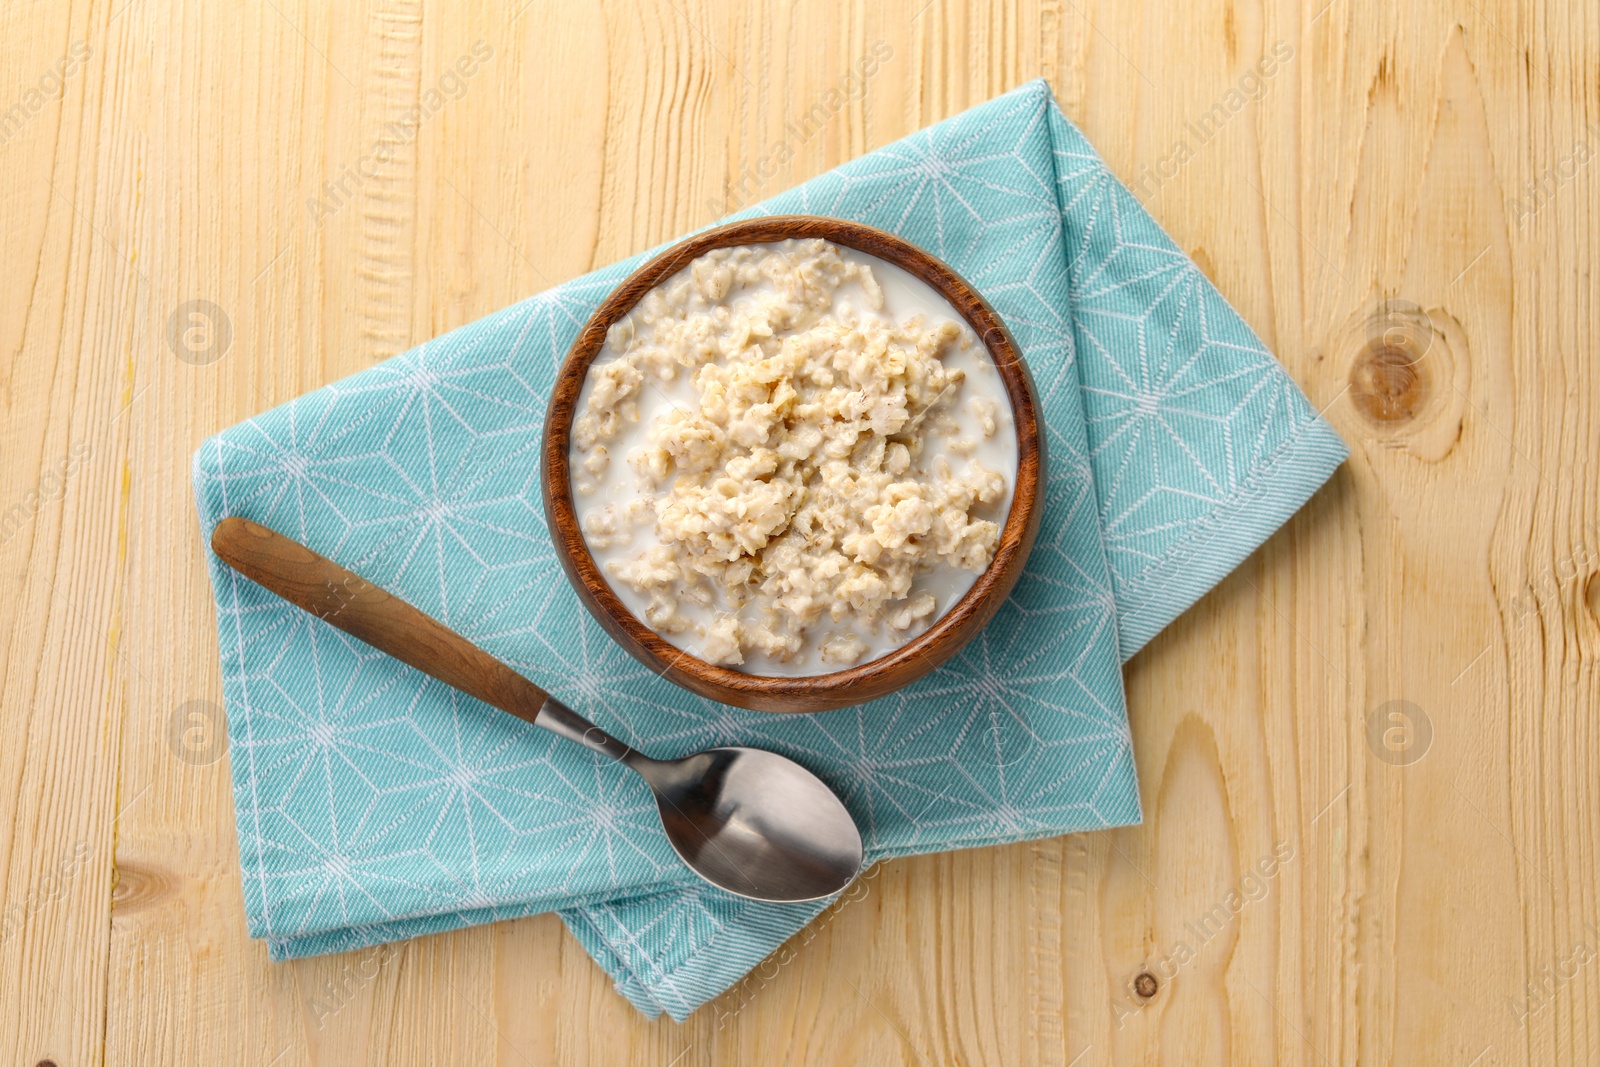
538,696,863,901
209,517,864,904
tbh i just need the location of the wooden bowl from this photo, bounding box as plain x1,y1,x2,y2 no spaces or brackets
541,216,1044,713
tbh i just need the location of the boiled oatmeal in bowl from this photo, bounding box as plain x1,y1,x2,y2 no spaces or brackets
567,236,1019,676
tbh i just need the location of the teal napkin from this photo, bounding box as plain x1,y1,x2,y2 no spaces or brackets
193,79,1345,1020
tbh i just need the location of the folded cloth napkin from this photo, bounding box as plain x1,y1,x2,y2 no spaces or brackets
193,78,1346,1019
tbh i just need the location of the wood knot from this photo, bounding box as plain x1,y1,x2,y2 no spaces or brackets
1350,300,1433,424
1133,972,1159,999
1582,570,1600,663
1350,344,1427,422
37,1060,60,1067
110,862,175,913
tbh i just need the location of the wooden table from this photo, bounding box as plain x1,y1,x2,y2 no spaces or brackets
3,1,1595,1063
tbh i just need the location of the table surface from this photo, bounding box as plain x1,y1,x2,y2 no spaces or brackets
3,1,1597,1063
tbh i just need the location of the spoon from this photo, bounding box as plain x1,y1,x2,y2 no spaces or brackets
210,517,865,904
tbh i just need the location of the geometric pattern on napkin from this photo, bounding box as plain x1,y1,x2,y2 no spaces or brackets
193,79,1346,1020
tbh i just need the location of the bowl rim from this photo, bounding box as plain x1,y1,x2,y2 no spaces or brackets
541,215,1044,713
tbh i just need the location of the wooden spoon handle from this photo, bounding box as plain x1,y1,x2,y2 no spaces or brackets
210,516,549,726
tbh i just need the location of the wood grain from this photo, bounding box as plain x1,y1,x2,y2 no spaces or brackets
542,215,1044,713
0,1,1595,1064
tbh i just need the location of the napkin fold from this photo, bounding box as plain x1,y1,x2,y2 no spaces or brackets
193,79,1346,1020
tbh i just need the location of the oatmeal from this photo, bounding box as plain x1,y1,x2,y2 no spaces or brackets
570,239,1017,676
